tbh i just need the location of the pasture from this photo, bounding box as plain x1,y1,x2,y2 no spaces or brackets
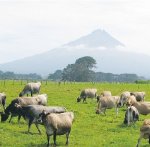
0,80,150,147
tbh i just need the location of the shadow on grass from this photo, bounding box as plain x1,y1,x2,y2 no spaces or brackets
142,144,150,147
25,143,46,147
117,123,138,129
21,131,41,135
26,143,65,147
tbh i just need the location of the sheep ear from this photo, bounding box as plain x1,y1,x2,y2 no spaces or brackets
46,112,50,116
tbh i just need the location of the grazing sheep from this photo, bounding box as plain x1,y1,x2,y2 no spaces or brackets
1,94,47,123
19,82,41,97
14,104,66,134
0,92,6,110
118,91,131,107
130,92,145,102
136,119,150,147
124,106,139,126
96,96,120,115
77,88,97,102
38,110,74,146
126,95,150,115
97,91,112,103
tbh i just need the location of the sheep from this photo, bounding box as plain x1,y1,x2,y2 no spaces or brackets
19,82,41,97
118,91,131,107
126,95,150,115
136,119,150,147
14,104,66,134
130,91,145,102
96,96,120,115
97,91,112,103
1,94,47,123
38,110,74,146
77,88,97,102
123,106,139,126
0,92,6,110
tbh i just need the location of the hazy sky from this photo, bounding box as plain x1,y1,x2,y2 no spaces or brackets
0,0,150,63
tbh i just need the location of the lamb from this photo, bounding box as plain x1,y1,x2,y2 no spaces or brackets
38,110,74,146
118,91,131,107
130,91,145,102
123,106,139,126
97,91,112,102
0,92,6,110
96,96,120,115
136,119,150,147
126,95,150,115
77,88,97,102
14,104,66,134
19,82,41,97
1,94,47,123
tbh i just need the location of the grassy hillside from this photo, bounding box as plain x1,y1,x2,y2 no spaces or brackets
0,81,150,147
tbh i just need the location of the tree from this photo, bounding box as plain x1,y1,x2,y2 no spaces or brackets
75,56,96,69
48,70,62,81
62,56,96,81
62,64,75,81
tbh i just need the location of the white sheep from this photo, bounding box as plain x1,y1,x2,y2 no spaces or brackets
118,91,131,107
126,95,150,115
136,119,150,147
77,88,97,102
130,91,145,101
96,96,120,115
19,82,41,97
39,110,74,146
97,91,112,102
123,106,139,126
1,94,48,123
0,92,6,110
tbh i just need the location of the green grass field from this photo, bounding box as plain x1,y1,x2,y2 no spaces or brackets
0,81,150,147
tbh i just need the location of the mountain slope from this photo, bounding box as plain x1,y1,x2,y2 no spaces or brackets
67,29,124,48
0,29,149,78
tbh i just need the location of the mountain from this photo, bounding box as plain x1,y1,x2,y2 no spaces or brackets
67,29,124,48
0,29,150,78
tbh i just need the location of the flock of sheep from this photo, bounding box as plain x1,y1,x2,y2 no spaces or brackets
0,82,74,146
1,82,150,146
76,88,150,147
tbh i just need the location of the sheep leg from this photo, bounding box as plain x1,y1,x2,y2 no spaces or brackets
35,123,41,134
66,131,70,145
100,107,106,115
47,133,50,147
31,91,33,97
28,118,34,133
18,115,21,124
149,136,150,144
9,115,13,123
103,108,106,115
3,105,6,111
2,100,6,111
136,135,142,147
116,107,118,116
83,97,86,103
127,109,130,126
53,131,57,146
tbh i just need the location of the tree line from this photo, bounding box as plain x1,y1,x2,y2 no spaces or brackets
48,56,144,83
0,71,42,80
0,56,144,82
